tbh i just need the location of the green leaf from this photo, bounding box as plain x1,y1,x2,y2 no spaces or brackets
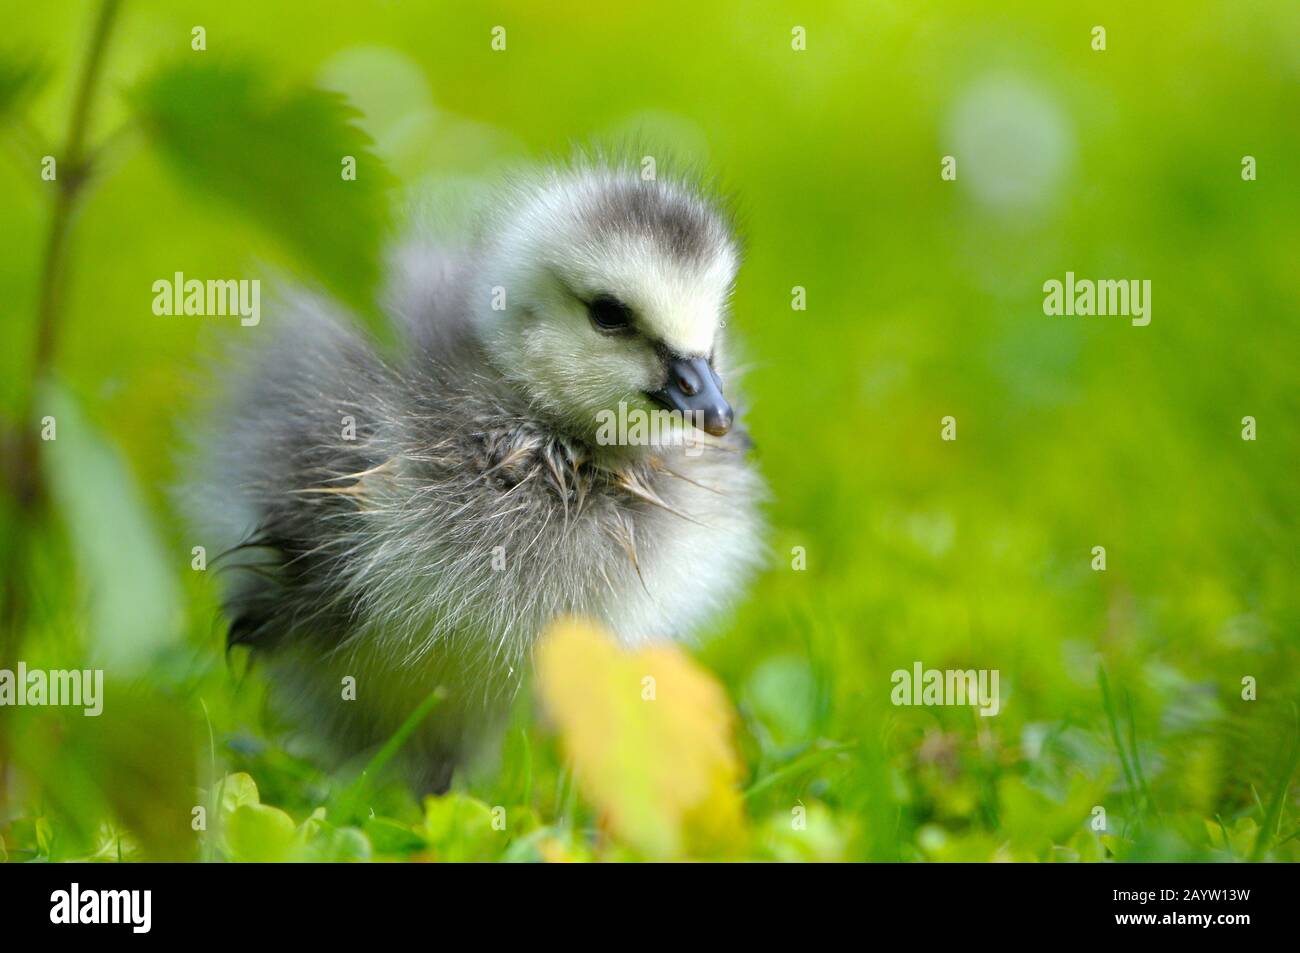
40,383,182,673
745,655,817,745
298,821,372,862
0,53,47,125
226,802,297,862
131,60,392,321
34,816,54,856
363,817,428,855
217,772,261,814
423,794,501,862
759,800,851,861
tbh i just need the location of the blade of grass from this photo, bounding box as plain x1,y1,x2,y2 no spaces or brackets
743,740,853,801
1213,814,1234,859
1250,705,1300,862
518,728,533,808
1122,687,1158,818
1098,665,1140,823
199,697,219,863
1274,825,1300,849
330,685,446,823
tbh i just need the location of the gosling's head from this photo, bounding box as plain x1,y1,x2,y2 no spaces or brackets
473,163,739,445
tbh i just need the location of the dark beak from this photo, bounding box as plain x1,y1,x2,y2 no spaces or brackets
648,355,734,436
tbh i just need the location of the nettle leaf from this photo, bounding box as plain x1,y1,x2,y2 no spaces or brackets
0,53,47,125
536,619,748,859
40,383,181,673
131,61,392,320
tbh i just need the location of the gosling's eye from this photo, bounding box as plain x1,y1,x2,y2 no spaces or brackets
587,295,635,332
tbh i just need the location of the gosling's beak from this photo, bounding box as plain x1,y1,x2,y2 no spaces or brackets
649,354,734,436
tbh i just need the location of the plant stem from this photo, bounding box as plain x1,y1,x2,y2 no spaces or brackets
0,0,123,806
31,0,122,392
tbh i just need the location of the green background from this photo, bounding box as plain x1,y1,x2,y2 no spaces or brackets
0,0,1296,861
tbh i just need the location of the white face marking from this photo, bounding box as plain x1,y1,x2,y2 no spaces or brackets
561,233,736,357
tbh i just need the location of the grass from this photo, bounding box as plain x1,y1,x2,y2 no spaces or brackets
1,0,1297,862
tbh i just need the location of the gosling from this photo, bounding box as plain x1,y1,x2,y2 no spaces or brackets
188,158,766,791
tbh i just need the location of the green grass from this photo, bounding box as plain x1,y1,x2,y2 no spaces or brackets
1,0,1297,862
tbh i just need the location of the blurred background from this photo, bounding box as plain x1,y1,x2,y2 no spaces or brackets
0,0,1296,861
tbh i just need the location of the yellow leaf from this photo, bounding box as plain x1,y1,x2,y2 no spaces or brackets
536,617,746,858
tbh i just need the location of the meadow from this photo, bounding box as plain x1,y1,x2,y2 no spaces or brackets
0,0,1296,862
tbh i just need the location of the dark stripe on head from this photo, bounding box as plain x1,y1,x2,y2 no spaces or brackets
579,178,731,268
